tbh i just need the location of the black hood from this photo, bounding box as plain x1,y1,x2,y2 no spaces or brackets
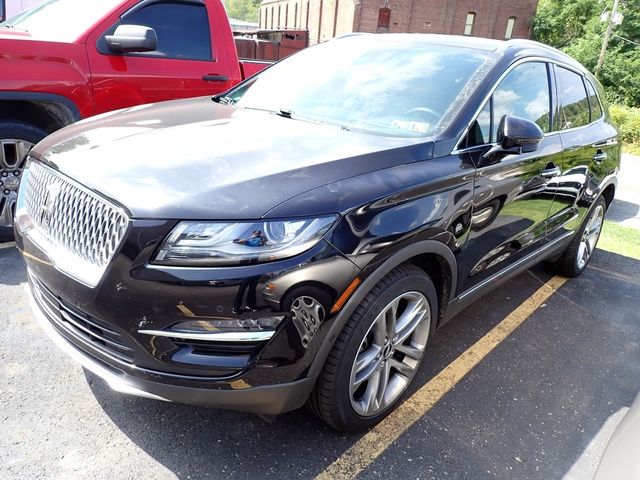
31,96,433,219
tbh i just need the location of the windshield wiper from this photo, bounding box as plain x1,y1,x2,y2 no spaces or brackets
278,109,293,119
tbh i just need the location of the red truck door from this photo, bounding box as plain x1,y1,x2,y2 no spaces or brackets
85,0,242,115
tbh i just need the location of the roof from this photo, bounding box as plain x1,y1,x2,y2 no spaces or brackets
334,33,586,72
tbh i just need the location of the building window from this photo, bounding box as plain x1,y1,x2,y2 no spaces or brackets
464,12,475,36
377,7,391,32
285,3,288,27
505,16,516,39
277,5,281,27
294,3,298,28
271,6,274,28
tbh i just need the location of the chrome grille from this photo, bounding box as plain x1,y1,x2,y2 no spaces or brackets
18,159,128,287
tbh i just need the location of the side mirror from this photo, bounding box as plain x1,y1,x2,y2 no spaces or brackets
105,24,157,53
483,115,544,160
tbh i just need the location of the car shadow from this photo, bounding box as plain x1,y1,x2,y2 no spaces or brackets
607,198,640,223
0,244,27,286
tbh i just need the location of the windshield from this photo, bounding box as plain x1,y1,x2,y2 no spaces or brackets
223,36,498,138
1,0,122,42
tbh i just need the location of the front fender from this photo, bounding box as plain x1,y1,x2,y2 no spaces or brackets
307,238,457,378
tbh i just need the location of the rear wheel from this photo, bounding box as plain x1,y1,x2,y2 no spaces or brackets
0,121,46,242
310,264,437,431
550,196,607,277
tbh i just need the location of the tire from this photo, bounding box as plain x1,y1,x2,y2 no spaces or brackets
309,264,438,432
550,196,607,277
0,120,47,242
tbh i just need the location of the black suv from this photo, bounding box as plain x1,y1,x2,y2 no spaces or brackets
15,34,619,432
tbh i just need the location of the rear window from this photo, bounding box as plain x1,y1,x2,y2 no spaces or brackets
222,37,498,138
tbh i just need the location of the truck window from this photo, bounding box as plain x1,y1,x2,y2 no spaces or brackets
121,1,212,61
0,0,5,22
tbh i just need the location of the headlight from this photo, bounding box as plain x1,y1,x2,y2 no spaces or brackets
154,216,337,266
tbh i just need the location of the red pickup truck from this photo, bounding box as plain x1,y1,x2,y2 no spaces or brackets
0,0,306,239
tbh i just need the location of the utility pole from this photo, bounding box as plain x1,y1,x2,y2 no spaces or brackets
595,0,620,79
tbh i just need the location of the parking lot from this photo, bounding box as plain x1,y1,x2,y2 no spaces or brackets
2,235,639,479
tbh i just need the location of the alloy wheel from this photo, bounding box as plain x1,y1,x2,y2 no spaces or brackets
0,139,33,229
349,291,431,417
576,204,604,270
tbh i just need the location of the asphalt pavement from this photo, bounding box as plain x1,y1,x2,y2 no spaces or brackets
1,240,639,479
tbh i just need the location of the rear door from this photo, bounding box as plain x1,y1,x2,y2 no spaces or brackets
456,61,564,293
86,0,239,114
546,65,620,241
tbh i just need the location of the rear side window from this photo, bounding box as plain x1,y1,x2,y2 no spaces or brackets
556,67,590,130
122,1,212,61
585,80,603,122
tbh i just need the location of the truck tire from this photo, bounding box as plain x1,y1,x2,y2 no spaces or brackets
0,120,47,242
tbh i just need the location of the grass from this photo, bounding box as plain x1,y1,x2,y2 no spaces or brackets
598,220,640,260
623,144,640,156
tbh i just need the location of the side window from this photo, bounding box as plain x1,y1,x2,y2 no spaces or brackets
556,67,590,130
465,62,550,149
493,62,551,136
585,80,603,122
466,99,492,147
121,1,212,61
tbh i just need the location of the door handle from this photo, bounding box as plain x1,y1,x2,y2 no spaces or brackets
202,74,229,82
540,165,562,178
593,150,607,164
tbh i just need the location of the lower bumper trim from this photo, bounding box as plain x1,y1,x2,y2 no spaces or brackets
27,286,316,415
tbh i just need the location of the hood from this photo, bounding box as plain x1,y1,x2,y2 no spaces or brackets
32,97,434,220
0,28,32,39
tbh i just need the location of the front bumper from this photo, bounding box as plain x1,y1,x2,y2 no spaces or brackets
28,284,316,415
17,212,361,414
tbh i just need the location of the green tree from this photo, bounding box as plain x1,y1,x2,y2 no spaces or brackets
533,0,640,107
225,0,261,22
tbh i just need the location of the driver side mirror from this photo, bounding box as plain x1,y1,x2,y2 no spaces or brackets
483,115,544,160
106,24,157,53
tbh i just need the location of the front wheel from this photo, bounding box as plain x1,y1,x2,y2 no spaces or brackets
0,121,46,242
310,264,437,431
551,196,607,277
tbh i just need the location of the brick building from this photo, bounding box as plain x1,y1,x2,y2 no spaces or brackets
259,0,539,45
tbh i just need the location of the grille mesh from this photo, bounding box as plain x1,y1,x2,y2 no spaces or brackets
21,160,128,284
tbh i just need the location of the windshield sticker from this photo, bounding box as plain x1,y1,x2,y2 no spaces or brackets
391,120,430,134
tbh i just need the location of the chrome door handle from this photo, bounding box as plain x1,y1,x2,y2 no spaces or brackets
593,151,607,164
541,166,562,178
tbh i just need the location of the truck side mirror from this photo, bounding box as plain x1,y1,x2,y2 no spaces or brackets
483,115,544,160
106,24,157,53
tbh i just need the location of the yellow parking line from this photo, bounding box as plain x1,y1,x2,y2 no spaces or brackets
316,274,568,480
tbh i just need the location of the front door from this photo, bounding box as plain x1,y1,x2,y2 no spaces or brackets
86,0,236,115
456,61,563,293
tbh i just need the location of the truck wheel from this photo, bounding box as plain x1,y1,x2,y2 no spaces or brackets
309,264,437,431
0,121,46,242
